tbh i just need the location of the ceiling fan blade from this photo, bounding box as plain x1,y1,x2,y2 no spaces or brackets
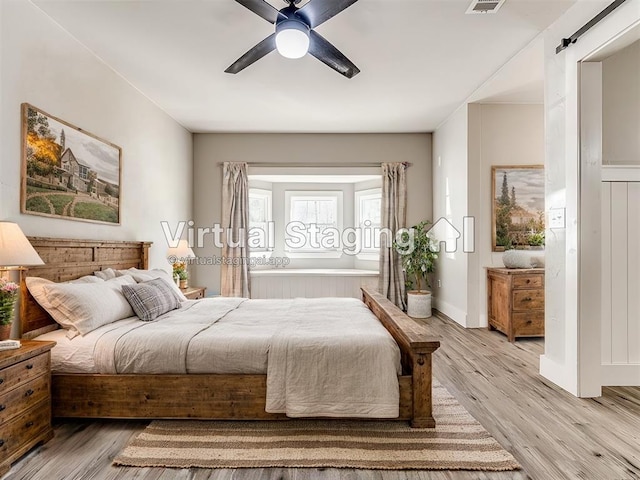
225,33,277,74
234,0,286,24
296,0,359,28
308,30,360,79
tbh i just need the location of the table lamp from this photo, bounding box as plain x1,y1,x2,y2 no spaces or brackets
166,240,196,288
0,222,45,340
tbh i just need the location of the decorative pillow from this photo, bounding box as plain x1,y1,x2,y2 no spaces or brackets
94,268,117,280
39,275,137,338
122,278,182,321
117,268,187,301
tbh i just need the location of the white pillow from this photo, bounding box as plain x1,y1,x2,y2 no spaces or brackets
116,268,187,301
39,276,137,338
94,268,117,280
26,275,104,315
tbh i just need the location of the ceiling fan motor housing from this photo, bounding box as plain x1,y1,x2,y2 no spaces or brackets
276,18,310,34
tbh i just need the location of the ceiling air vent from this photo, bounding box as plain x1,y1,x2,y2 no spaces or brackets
466,0,506,14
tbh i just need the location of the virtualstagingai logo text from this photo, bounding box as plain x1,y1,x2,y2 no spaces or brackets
161,217,475,257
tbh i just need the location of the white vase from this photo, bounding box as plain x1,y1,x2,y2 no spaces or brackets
502,250,533,269
407,291,432,318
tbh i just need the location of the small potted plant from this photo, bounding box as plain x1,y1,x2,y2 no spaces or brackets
172,262,189,289
0,278,19,340
394,221,438,318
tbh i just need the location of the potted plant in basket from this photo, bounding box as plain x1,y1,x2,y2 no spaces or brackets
0,278,19,340
394,221,438,318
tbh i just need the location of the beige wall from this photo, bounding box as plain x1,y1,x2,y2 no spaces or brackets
0,0,193,270
470,103,545,327
192,133,432,294
603,39,640,165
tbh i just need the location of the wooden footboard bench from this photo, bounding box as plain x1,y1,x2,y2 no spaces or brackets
20,237,440,428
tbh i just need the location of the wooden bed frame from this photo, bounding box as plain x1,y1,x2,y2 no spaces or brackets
20,237,440,428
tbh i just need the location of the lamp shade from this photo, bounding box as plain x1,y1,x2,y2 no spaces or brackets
0,222,44,267
166,240,196,261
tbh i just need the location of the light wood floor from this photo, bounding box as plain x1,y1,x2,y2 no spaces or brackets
4,314,640,480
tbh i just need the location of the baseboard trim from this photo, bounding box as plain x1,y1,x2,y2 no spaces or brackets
601,364,640,386
432,298,467,327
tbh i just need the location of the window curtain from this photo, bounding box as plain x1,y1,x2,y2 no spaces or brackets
221,162,250,298
378,163,407,310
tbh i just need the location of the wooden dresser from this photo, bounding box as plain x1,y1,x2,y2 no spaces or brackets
0,341,55,476
487,268,545,342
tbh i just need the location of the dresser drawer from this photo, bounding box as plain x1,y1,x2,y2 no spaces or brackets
512,275,543,289
0,375,50,424
512,289,545,311
0,400,51,458
0,353,49,395
512,312,545,336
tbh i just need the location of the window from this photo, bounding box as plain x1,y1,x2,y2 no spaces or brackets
285,191,343,255
248,188,272,253
355,188,382,256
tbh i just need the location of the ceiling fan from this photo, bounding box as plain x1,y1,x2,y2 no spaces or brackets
225,0,360,79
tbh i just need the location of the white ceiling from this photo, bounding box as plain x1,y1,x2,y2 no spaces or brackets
33,0,575,133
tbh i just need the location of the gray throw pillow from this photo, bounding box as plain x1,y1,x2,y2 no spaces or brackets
122,278,182,321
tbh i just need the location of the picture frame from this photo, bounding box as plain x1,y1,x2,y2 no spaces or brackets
21,103,121,225
491,165,544,252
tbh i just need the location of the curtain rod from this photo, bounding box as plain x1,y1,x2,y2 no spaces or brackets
556,0,627,54
218,162,412,168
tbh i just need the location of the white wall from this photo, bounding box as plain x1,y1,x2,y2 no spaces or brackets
542,0,640,396
0,0,192,270
432,106,469,325
193,133,432,294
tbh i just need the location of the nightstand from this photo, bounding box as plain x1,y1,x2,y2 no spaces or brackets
0,340,55,476
487,267,544,342
180,286,207,300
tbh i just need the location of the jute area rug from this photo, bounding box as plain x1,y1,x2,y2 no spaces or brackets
114,381,520,471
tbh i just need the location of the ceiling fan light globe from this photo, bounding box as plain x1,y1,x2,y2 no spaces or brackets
275,23,310,59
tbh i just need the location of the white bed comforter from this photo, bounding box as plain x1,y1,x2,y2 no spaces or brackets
84,297,401,418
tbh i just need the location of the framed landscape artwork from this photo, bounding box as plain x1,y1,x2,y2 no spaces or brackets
491,165,544,252
21,103,121,225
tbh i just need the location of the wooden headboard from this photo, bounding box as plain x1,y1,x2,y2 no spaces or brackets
20,237,152,339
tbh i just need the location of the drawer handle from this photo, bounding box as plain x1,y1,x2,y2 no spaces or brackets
25,389,34,397
0,439,4,447
26,364,34,370
522,297,533,302
25,421,34,428
526,279,531,283
0,378,3,385
0,405,5,411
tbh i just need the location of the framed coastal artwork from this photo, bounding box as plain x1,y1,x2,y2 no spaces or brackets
491,165,545,252
21,103,121,225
